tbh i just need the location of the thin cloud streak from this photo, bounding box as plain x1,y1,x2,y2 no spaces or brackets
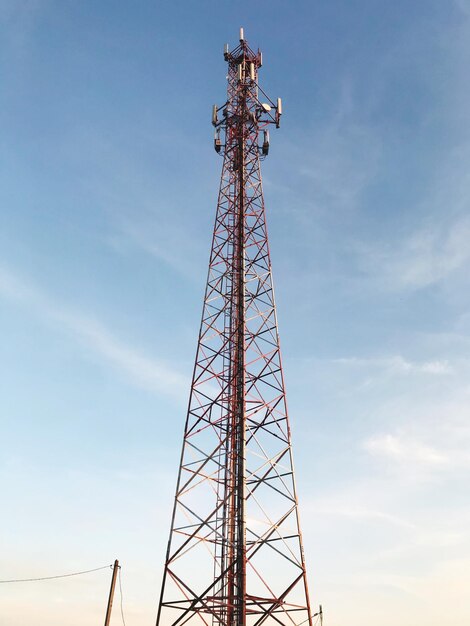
364,433,449,468
357,215,470,291
115,216,204,281
0,265,188,399
333,355,453,376
308,503,417,531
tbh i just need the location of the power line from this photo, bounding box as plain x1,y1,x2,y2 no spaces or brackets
0,564,113,584
118,566,126,626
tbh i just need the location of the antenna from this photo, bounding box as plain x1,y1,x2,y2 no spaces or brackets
276,97,283,128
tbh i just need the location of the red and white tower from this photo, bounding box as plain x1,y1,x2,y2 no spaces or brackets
156,29,315,626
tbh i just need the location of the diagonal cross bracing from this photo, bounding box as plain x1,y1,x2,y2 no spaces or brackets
156,31,313,626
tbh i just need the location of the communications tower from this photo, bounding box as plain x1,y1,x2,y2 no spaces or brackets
156,29,315,626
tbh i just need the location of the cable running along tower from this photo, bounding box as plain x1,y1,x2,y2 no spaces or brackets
156,30,314,626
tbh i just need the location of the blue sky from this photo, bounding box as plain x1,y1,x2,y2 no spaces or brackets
1,1,470,625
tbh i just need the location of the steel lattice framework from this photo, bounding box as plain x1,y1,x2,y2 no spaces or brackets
156,30,314,626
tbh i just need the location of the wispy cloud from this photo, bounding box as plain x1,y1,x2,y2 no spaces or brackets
353,9,470,295
0,265,188,399
0,0,48,60
113,215,204,280
280,77,382,220
298,120,381,214
333,355,453,376
310,503,417,531
456,0,470,17
364,433,449,468
357,215,470,291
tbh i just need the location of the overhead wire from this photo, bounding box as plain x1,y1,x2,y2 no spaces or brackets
118,566,126,626
0,564,113,584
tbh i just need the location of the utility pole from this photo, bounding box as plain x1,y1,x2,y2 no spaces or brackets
104,559,119,626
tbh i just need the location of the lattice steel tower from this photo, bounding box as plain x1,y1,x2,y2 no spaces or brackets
156,29,315,626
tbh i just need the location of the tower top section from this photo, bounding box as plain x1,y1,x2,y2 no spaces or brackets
212,29,282,157
223,27,263,70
